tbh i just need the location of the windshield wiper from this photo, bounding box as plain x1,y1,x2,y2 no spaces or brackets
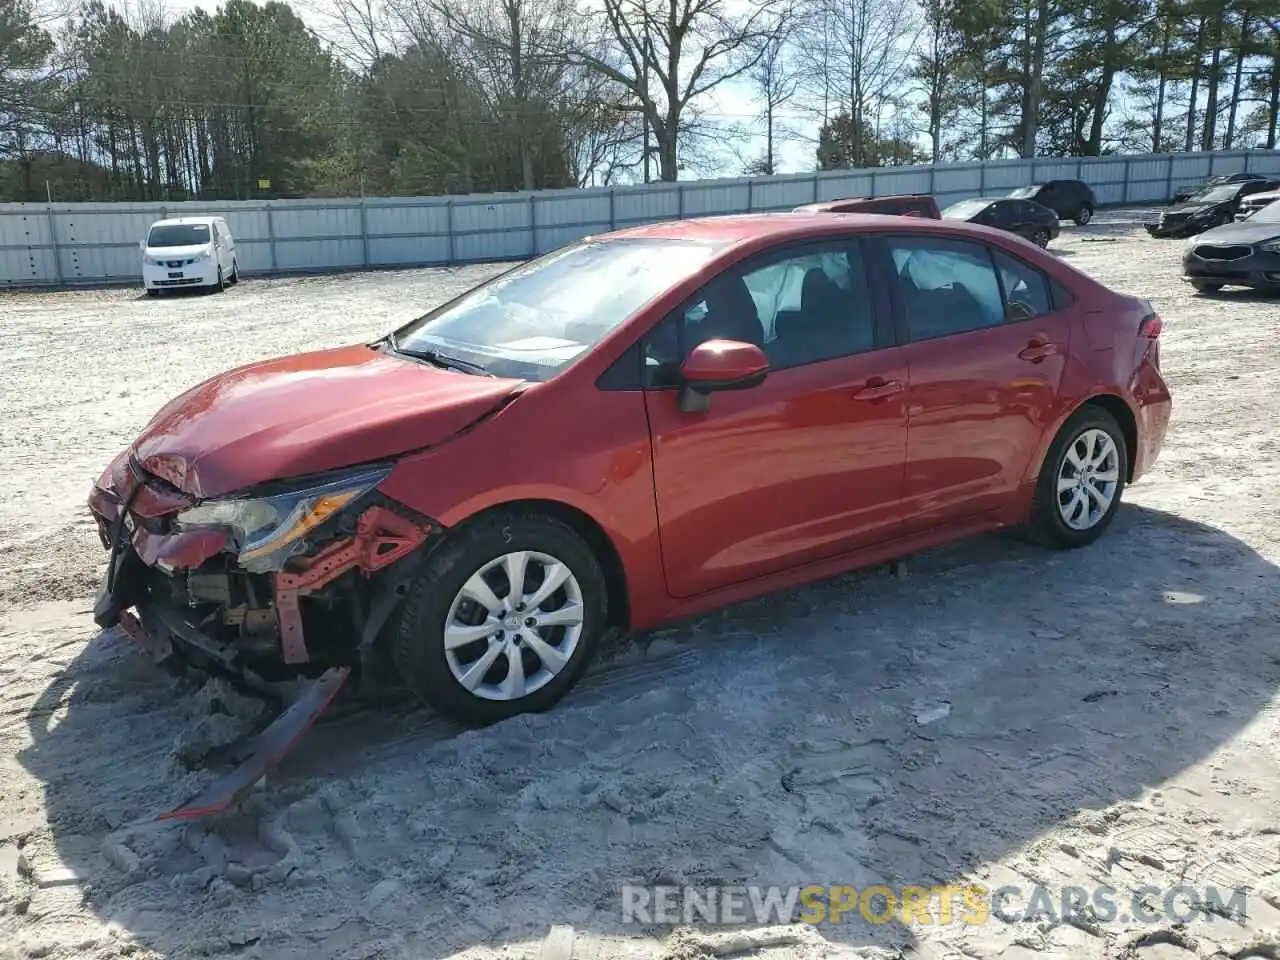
394,344,495,377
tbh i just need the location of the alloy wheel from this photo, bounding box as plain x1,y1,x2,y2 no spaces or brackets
443,550,585,702
1033,229,1050,247
1056,428,1121,531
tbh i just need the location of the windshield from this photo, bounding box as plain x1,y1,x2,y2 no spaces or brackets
392,237,726,381
1193,185,1240,204
942,199,992,220
148,223,211,247
1008,186,1041,199
1247,198,1280,221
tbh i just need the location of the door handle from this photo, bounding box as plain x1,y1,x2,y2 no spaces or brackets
852,378,904,401
1018,339,1059,363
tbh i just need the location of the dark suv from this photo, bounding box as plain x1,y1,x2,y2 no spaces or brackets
1008,180,1097,225
793,194,941,218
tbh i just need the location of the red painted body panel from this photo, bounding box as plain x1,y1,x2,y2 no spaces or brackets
127,345,523,497
89,213,1173,640
900,313,1075,531
644,351,909,597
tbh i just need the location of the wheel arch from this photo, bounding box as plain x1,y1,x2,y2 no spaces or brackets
1079,394,1138,481
1025,392,1139,490
441,498,632,632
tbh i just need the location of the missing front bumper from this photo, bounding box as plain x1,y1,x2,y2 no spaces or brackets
108,593,350,820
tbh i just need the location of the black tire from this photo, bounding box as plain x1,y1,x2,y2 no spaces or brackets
392,511,609,725
1191,280,1223,293
230,260,239,284
145,288,159,298
1073,204,1094,226
1031,228,1051,248
1023,406,1128,549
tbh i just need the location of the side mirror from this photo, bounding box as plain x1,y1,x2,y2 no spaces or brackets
677,338,769,413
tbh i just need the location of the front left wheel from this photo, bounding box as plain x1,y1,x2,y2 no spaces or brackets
393,512,609,725
1031,228,1051,248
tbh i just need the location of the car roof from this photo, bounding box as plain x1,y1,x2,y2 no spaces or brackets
149,216,222,226
605,211,973,246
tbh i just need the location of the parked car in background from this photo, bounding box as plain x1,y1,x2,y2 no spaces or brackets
1146,179,1280,238
1170,172,1269,205
141,216,238,296
1008,180,1097,225
793,195,941,218
941,197,1060,247
1182,198,1280,293
1234,189,1280,221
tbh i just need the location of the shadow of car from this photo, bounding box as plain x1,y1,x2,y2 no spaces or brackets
15,504,1280,957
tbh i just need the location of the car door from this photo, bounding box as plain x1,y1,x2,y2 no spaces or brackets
210,222,226,273
872,234,1075,532
641,238,908,599
985,201,1026,238
219,220,235,268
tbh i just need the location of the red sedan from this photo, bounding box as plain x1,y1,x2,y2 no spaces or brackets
89,212,1171,737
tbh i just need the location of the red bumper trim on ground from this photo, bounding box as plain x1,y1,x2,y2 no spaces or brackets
159,666,350,820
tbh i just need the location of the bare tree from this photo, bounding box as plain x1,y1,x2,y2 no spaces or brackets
742,2,798,174
794,0,920,167
572,0,787,181
394,0,580,189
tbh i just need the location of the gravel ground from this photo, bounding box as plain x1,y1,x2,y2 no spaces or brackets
2,208,1280,960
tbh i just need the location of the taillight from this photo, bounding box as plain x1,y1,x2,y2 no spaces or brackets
1138,313,1163,339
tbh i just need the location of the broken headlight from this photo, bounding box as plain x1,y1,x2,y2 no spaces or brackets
175,465,392,570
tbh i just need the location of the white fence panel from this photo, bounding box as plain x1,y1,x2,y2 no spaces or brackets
3,148,1277,288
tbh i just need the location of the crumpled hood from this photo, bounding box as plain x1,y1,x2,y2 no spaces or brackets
126,345,525,499
1163,200,1224,218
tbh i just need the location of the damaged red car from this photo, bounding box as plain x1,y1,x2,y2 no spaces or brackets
89,213,1171,818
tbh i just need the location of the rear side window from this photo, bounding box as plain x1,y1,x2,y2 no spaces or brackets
992,250,1052,320
886,237,1005,340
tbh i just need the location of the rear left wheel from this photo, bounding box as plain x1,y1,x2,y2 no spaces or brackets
1024,406,1128,549
1032,228,1051,248
1074,204,1094,225
393,512,608,725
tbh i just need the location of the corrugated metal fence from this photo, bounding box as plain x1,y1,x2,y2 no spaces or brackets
5,148,1280,288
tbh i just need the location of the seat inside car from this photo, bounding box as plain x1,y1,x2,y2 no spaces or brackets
698,275,766,347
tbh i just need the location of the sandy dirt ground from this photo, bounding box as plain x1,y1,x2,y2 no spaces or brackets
2,208,1279,960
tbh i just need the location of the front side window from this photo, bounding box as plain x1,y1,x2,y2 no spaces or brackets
643,241,876,384
886,237,1005,341
393,237,726,382
148,223,210,247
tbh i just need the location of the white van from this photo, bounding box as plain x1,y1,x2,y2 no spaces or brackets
140,216,238,295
